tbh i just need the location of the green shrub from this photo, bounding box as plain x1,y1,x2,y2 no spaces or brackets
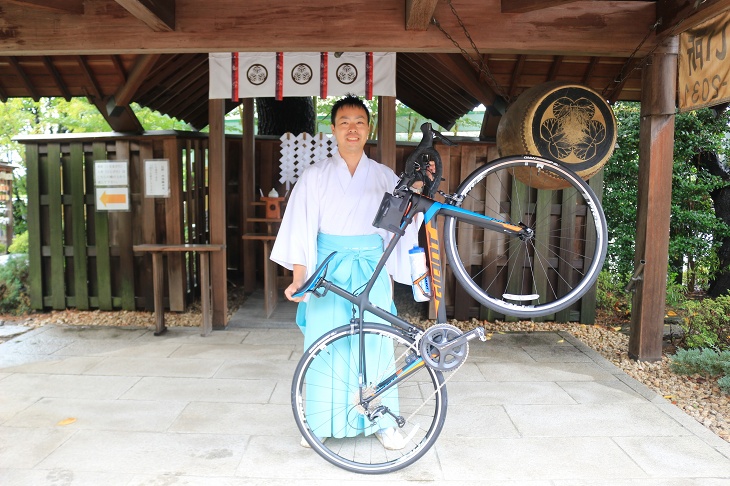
670,348,730,375
0,254,30,315
718,375,730,394
8,231,28,254
596,270,629,312
671,348,730,394
678,295,730,350
665,272,688,309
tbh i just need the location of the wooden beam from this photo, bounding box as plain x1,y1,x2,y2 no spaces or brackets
606,57,641,104
114,0,175,32
429,53,504,111
508,54,526,99
208,98,228,328
581,56,599,84
547,55,564,80
657,0,730,35
8,57,40,101
106,53,160,116
90,97,144,132
76,56,103,100
42,56,72,101
376,96,397,170
6,0,83,14
501,0,580,14
406,0,439,30
629,37,678,362
0,0,657,57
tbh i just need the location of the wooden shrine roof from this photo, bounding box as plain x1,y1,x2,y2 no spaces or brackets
0,1,728,132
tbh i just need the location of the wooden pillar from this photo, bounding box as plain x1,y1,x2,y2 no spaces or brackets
209,99,228,328
241,98,257,292
376,96,397,170
629,37,678,361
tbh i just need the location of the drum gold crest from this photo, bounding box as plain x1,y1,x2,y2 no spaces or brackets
496,81,617,189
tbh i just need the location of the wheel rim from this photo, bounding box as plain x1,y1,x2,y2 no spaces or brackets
292,324,447,473
444,156,607,318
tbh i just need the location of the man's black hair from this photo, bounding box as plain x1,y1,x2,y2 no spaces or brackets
330,94,370,125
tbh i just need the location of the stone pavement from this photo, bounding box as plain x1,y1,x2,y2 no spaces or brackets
1,303,730,485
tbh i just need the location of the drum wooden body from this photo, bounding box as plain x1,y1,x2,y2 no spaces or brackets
496,81,617,189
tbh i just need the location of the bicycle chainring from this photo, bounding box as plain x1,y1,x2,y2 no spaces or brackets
418,324,469,372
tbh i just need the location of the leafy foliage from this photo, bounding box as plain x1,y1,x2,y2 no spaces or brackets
0,254,30,315
670,347,730,393
595,270,630,315
604,103,730,289
9,231,28,254
678,295,730,350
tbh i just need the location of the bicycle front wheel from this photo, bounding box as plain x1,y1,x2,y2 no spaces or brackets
291,323,447,474
443,155,607,318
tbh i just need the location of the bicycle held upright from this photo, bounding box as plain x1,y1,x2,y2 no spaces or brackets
291,123,608,473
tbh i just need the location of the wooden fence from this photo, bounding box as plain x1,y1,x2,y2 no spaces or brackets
20,132,603,323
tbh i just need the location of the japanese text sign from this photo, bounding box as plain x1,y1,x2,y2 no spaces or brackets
679,11,730,112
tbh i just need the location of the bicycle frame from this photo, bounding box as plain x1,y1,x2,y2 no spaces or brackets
305,190,522,409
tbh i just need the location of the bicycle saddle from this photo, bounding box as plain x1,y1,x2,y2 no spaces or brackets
292,251,337,298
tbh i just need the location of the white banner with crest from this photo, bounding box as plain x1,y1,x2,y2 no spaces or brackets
209,52,396,100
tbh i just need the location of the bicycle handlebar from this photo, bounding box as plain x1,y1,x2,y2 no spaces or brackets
394,123,456,198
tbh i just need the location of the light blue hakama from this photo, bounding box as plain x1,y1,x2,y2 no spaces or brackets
297,233,400,438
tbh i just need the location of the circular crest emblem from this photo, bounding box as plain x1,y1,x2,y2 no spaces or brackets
532,87,615,172
336,63,358,84
247,64,268,85
291,63,313,85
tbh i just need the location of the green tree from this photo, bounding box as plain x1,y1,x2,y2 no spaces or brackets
604,102,730,291
0,97,188,240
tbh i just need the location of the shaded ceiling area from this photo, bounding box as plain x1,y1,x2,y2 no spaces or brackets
0,51,644,132
0,0,728,133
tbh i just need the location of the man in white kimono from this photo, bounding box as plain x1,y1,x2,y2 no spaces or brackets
270,95,419,450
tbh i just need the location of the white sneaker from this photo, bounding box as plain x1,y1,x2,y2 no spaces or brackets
375,427,407,450
300,436,327,448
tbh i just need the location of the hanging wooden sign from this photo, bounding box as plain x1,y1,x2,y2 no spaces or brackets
678,11,730,112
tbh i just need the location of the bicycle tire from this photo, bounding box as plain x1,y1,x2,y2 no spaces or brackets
291,323,447,474
443,155,607,318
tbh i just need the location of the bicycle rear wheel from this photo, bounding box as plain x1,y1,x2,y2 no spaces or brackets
291,323,447,474
443,155,607,318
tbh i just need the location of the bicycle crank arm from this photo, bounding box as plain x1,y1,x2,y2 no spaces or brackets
434,326,486,352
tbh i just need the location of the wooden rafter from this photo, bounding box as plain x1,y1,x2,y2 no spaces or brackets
657,0,730,35
582,56,599,84
429,53,503,109
1,1,657,57
547,55,563,80
6,0,83,14
107,54,160,116
8,57,40,101
605,57,641,104
110,55,128,81
114,0,175,32
76,56,103,100
508,55,526,99
406,0,439,30
501,0,580,14
41,56,72,101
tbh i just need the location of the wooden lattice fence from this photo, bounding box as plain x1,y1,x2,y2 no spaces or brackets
19,133,603,323
21,132,210,312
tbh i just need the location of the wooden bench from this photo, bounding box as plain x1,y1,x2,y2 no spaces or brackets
133,244,225,336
